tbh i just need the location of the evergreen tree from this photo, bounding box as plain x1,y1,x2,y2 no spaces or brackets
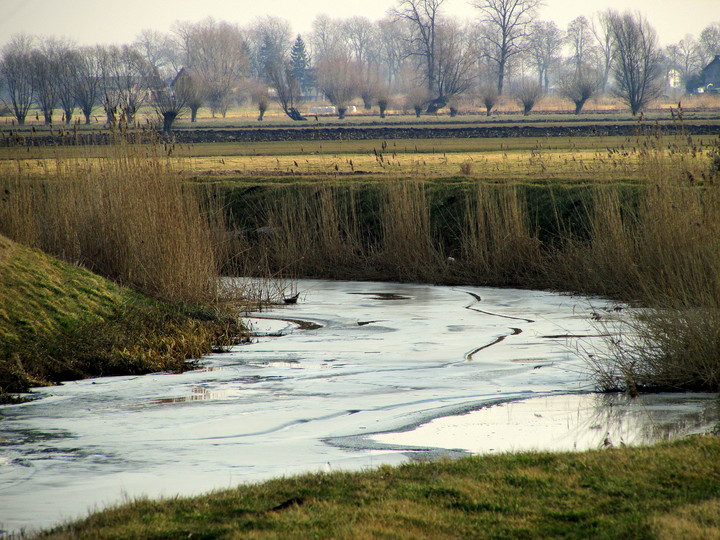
290,35,312,92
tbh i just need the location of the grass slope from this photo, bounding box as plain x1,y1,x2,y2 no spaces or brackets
37,436,720,539
0,234,241,401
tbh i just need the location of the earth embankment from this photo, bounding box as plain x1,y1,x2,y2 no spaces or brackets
3,122,718,146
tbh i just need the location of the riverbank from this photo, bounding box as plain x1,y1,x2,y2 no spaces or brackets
0,235,244,402
33,435,720,539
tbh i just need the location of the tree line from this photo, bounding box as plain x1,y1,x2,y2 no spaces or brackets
1,0,719,132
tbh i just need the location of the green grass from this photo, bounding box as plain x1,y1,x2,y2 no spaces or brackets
7,134,707,187
0,234,243,401
36,435,720,539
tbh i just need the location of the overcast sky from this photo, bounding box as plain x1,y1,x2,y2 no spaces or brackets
1,0,718,49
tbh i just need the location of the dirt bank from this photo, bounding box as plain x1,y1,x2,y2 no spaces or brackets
3,122,718,147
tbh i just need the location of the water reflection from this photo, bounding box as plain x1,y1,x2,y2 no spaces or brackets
370,393,720,453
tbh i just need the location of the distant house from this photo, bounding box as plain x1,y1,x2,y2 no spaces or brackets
699,55,720,93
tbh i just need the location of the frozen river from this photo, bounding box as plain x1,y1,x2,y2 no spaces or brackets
1,279,717,534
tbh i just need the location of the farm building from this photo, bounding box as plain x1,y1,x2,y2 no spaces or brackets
700,55,720,93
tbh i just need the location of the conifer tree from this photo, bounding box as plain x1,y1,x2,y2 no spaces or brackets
290,35,312,92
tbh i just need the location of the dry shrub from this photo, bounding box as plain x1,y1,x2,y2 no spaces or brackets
583,132,720,392
553,186,639,297
0,136,223,304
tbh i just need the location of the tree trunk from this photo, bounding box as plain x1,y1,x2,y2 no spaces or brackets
379,103,387,118
190,105,200,122
64,108,73,125
163,111,178,133
497,59,506,94
414,106,422,118
337,106,347,120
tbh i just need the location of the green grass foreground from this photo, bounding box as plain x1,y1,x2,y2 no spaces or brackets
35,436,720,539
0,234,243,401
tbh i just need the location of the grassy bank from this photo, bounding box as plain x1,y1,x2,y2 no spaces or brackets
0,130,250,402
0,234,243,401
35,435,720,539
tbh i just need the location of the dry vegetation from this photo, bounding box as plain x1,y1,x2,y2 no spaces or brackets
0,128,224,304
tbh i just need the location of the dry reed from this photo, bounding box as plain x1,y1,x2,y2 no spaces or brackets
0,132,223,305
461,184,541,285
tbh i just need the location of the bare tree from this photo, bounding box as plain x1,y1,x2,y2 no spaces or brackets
699,23,720,64
376,17,409,86
479,84,499,116
557,64,601,113
527,20,563,90
316,54,360,119
664,36,702,91
405,86,430,117
55,45,81,124
357,61,383,110
0,35,35,125
75,46,104,124
591,10,616,92
248,79,270,120
376,85,393,117
310,15,346,62
566,16,597,73
101,45,153,125
172,67,205,122
473,0,541,94
149,70,192,135
432,19,476,111
29,39,66,125
177,18,249,118
343,16,377,65
513,77,543,115
609,11,663,115
393,0,447,101
133,29,180,80
265,60,305,120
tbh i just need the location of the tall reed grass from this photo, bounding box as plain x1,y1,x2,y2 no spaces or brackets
576,128,720,392
0,131,223,305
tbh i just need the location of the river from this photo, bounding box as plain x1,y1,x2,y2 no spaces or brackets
0,279,717,535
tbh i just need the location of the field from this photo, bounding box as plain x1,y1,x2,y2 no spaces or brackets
3,134,719,184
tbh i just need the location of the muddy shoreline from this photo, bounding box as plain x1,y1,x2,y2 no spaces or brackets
3,122,718,147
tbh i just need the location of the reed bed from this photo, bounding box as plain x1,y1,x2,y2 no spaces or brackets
0,131,224,305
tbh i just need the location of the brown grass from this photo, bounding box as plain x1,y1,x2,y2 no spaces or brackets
0,131,224,305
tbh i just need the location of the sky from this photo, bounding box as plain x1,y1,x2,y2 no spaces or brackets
0,0,718,49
